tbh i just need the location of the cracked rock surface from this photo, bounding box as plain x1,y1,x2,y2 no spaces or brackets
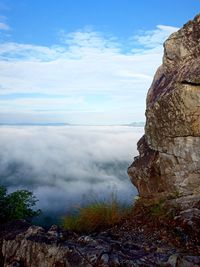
128,14,200,200
0,217,200,267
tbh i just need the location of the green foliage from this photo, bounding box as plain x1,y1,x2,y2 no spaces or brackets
150,199,166,217
62,195,131,233
149,198,177,219
0,186,8,222
0,185,40,224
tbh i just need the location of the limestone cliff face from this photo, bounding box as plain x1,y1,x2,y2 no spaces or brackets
128,14,200,200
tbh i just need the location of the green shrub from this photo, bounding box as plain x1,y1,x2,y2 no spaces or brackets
149,198,177,219
0,185,40,224
149,199,165,217
62,196,130,233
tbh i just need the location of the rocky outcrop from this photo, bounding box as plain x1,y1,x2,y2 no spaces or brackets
128,14,200,201
1,219,200,267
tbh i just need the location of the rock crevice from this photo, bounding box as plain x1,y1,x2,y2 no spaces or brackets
128,14,200,200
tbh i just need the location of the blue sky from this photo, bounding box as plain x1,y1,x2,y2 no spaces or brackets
0,0,200,124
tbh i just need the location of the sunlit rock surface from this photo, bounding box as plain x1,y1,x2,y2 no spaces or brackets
128,14,200,200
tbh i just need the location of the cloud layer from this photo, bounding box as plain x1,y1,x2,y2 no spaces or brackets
0,125,143,217
0,25,178,124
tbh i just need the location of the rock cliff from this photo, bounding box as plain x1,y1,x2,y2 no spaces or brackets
128,14,200,203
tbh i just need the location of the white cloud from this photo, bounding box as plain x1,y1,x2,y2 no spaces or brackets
61,27,119,51
0,125,143,212
0,96,85,113
0,25,178,123
0,21,10,30
133,25,179,48
0,14,10,31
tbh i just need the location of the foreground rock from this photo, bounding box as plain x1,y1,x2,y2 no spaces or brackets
128,14,200,202
0,217,200,267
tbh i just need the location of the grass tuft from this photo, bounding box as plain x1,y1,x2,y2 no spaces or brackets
61,195,131,233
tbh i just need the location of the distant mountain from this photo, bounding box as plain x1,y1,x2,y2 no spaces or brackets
126,122,145,127
0,122,145,127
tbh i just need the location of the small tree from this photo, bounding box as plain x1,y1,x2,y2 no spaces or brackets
0,185,40,224
0,186,8,222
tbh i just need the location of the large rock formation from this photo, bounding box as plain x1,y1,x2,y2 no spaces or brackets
128,14,200,202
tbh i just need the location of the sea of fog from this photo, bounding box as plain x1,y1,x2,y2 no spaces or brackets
0,125,143,225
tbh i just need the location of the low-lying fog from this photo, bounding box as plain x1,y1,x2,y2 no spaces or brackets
0,125,143,224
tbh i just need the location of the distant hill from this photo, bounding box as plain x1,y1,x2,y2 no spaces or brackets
126,122,145,127
0,122,145,127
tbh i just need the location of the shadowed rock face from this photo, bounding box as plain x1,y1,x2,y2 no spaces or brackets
128,14,200,199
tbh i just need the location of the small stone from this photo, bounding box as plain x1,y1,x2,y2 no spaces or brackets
25,226,44,238
167,254,180,267
77,235,97,245
177,256,200,267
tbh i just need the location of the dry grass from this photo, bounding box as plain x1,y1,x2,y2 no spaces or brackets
62,195,131,233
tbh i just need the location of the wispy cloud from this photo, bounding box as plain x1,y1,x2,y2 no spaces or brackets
0,21,10,30
0,13,11,31
133,25,179,48
0,25,178,123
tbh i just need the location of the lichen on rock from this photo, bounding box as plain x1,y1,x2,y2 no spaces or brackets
128,14,200,200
